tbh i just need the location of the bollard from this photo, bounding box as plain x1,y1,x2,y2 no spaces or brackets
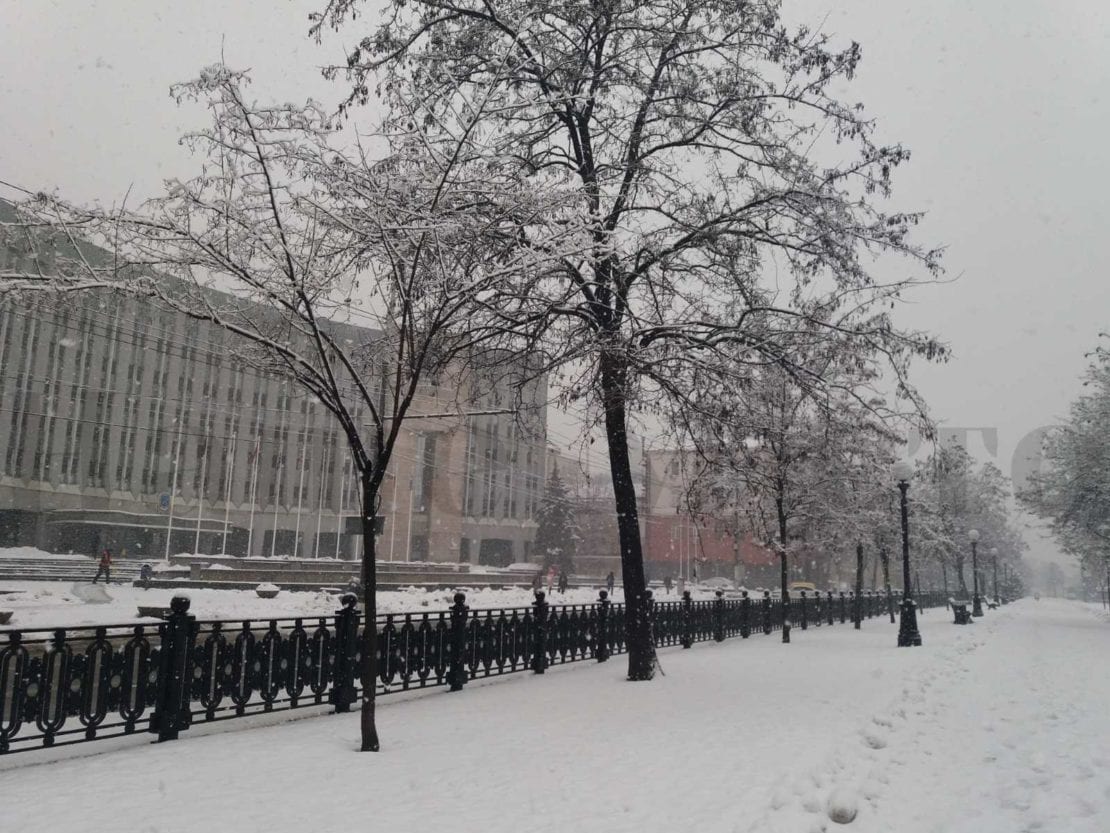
532,591,549,674
761,590,773,635
447,592,469,691
827,590,835,626
596,590,611,662
149,595,197,742
740,590,751,638
681,590,693,648
329,592,360,711
713,590,725,642
799,590,808,631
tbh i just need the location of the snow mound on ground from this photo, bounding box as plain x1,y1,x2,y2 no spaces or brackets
71,583,112,604
826,788,858,824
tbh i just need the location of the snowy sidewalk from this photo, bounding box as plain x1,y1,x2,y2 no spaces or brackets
849,599,1110,833
1,600,1105,833
744,598,1110,833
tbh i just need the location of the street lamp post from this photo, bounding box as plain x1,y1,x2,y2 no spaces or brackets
969,529,984,617
894,461,921,647
990,547,999,605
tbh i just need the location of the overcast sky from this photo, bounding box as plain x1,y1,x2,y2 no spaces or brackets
3,0,1107,570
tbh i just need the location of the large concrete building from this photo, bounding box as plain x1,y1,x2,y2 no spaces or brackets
0,201,548,565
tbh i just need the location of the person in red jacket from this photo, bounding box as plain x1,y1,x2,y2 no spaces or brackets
92,548,112,584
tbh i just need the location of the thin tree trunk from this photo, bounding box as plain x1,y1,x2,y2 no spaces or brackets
854,541,864,629
775,496,790,644
955,551,968,595
599,351,653,681
880,547,895,623
359,469,381,751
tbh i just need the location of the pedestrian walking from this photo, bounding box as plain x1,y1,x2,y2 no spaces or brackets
546,565,557,594
664,575,673,594
92,548,112,584
558,570,569,594
606,571,615,594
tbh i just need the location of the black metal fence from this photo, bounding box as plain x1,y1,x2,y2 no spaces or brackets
0,588,947,755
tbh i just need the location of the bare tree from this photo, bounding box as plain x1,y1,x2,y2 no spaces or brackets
0,65,574,751
681,324,916,641
311,0,945,679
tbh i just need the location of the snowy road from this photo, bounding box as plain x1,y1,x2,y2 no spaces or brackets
1,599,1106,833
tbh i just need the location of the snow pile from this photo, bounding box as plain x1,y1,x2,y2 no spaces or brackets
0,546,91,561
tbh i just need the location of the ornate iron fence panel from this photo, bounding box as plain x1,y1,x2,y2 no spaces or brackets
0,588,953,755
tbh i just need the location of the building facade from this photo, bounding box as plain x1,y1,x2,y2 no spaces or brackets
642,449,776,584
0,204,547,564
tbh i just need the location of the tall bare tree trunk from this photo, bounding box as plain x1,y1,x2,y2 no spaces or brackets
854,541,864,629
776,496,790,644
599,351,653,680
359,470,381,751
955,550,968,595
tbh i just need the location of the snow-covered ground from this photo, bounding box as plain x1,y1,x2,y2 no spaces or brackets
3,598,1105,832
0,579,725,629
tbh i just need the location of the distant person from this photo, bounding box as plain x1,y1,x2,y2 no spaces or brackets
92,548,112,584
546,565,557,594
139,563,153,589
664,575,673,594
606,571,615,594
558,570,569,594
532,571,543,591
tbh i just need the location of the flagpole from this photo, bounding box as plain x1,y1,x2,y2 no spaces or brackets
271,395,288,558
221,432,236,555
335,452,350,560
164,416,184,562
293,421,308,559
194,425,209,555
246,435,260,558
313,439,329,559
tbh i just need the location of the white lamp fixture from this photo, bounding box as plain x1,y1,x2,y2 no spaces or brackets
969,529,980,543
892,460,913,482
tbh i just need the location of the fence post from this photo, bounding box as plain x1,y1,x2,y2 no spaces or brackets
799,590,808,631
839,591,847,624
852,591,861,629
827,590,835,626
740,590,751,638
596,590,610,662
681,590,693,648
761,590,773,635
532,591,549,674
713,589,725,642
447,592,469,691
329,592,360,712
149,595,197,742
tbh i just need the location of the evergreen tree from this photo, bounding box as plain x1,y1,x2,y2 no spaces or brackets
535,466,577,575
